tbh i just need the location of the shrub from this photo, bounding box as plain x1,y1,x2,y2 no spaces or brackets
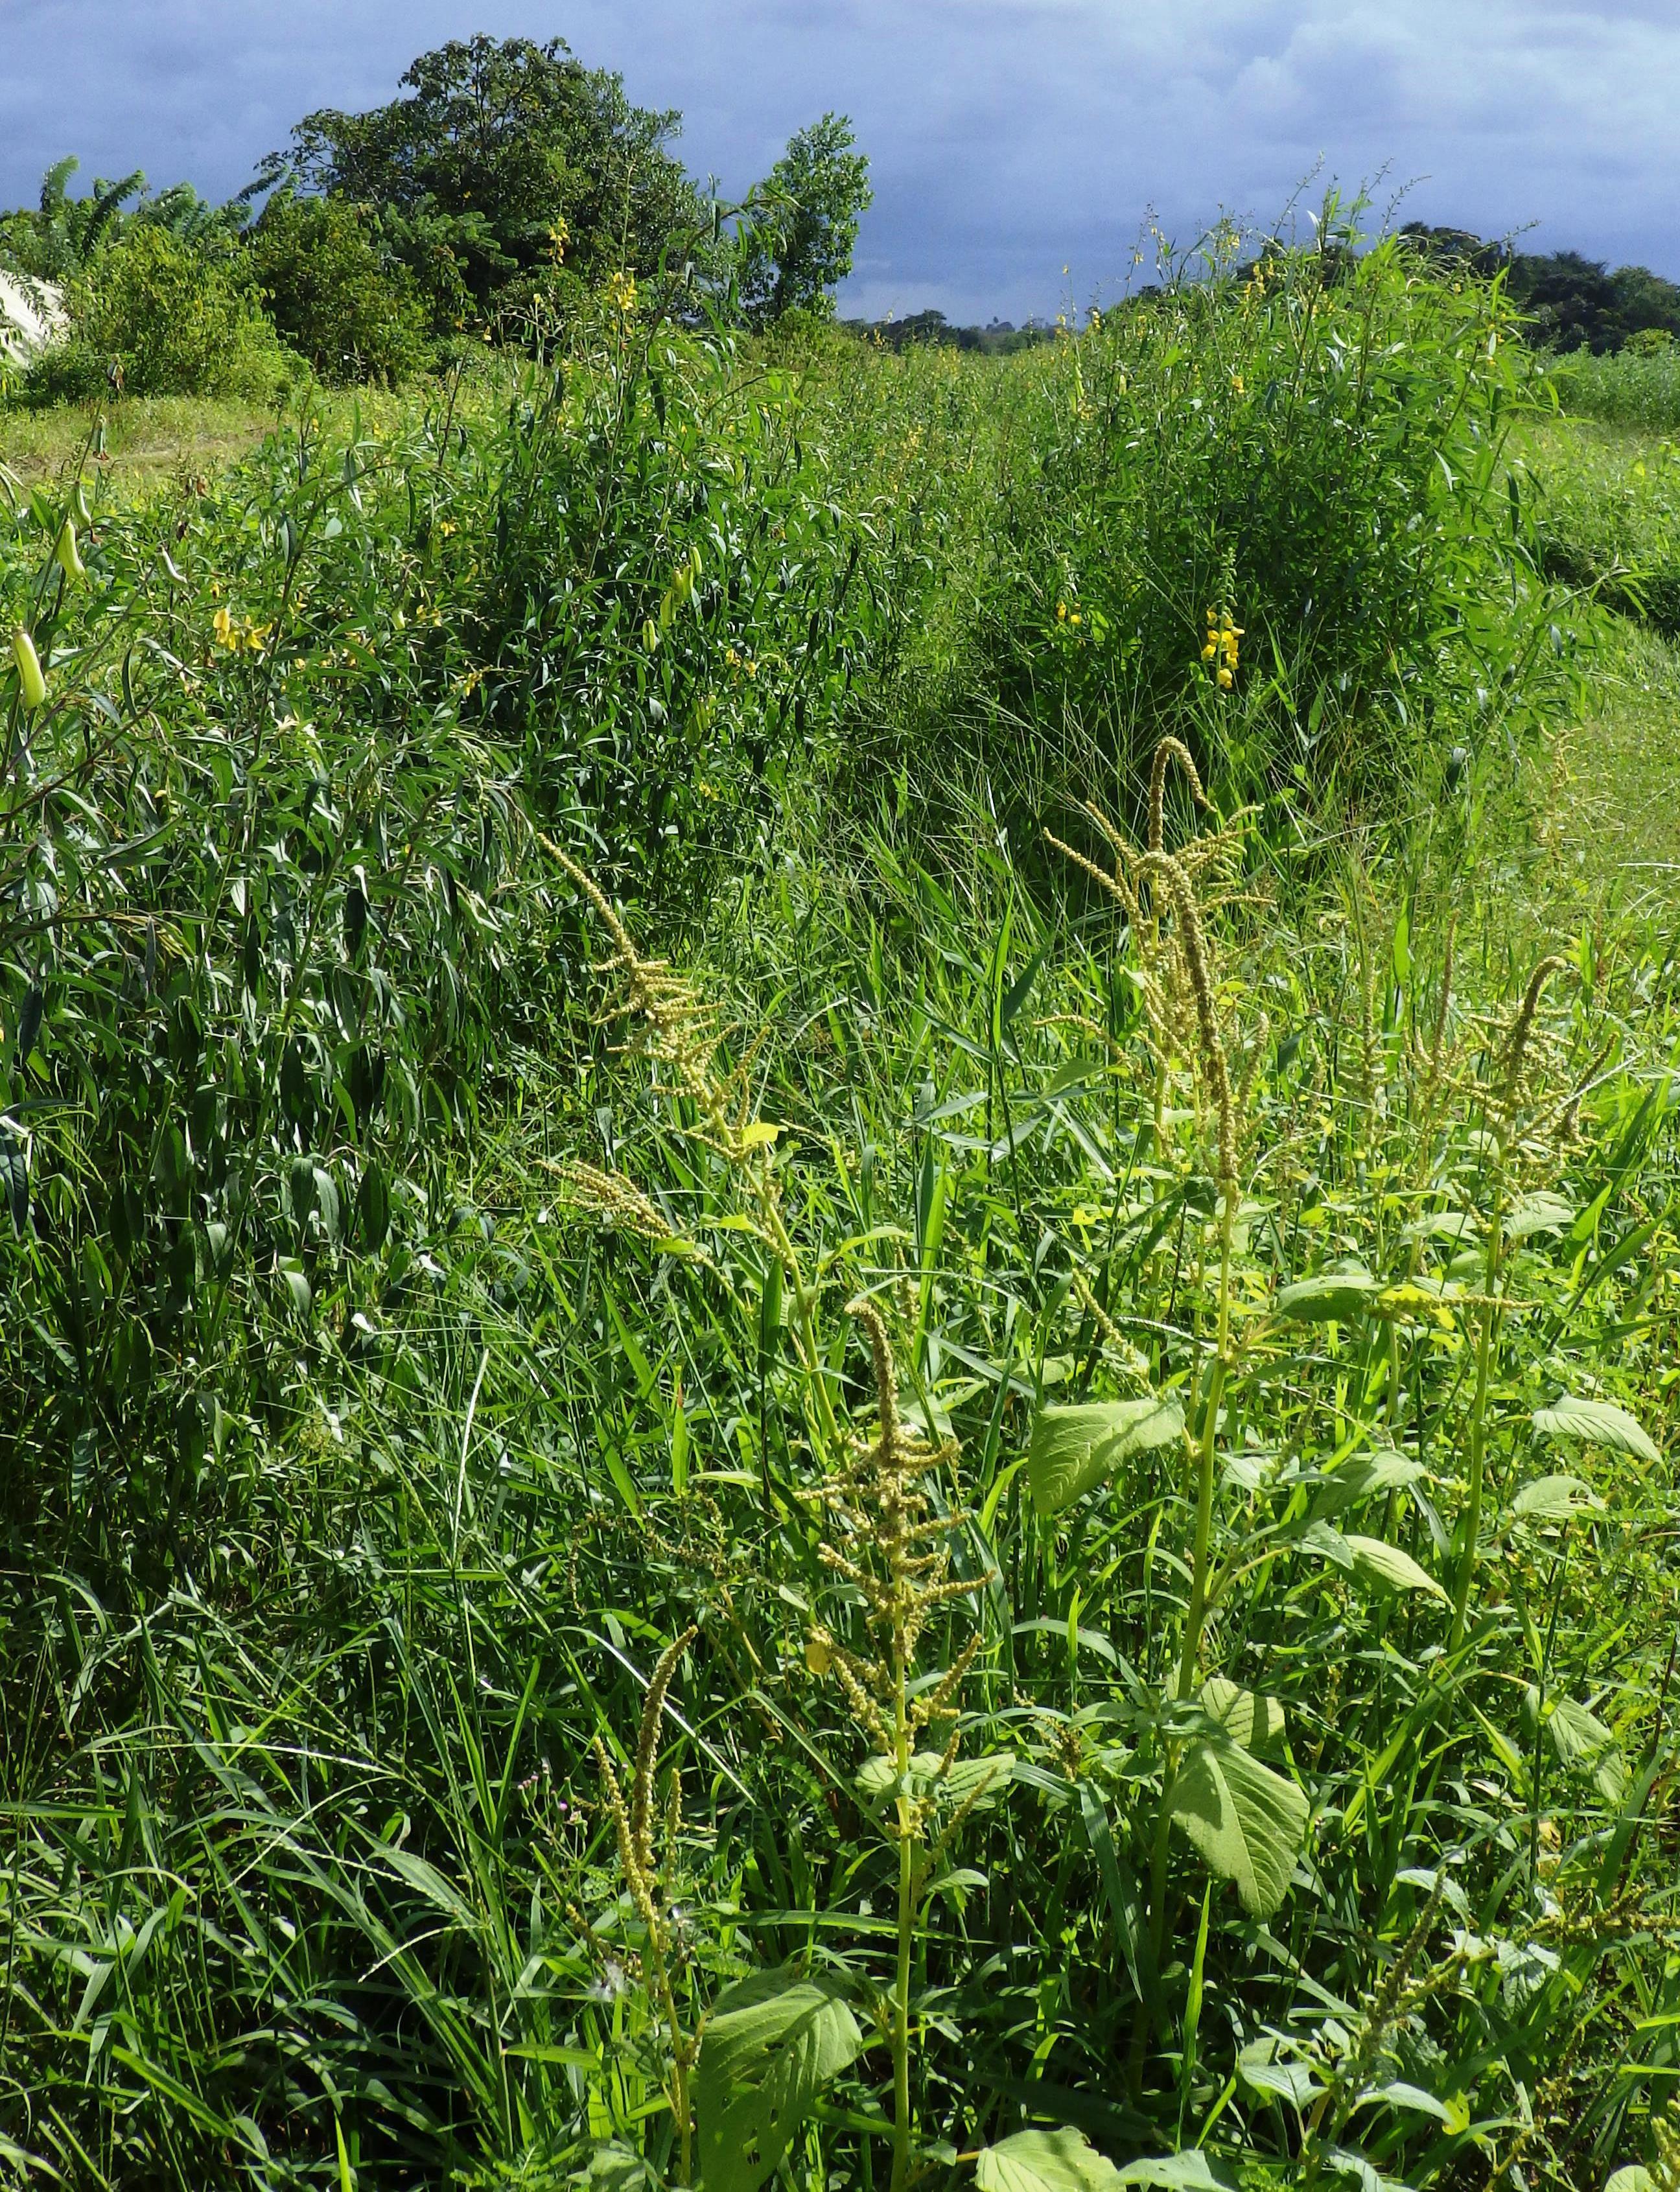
22,223,294,403
976,217,1558,813
248,194,430,384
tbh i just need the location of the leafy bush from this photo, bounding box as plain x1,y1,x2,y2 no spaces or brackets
21,222,295,402
249,192,430,384
976,219,1559,811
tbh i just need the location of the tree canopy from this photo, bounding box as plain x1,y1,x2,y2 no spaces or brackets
1401,224,1680,353
738,114,872,328
275,34,713,321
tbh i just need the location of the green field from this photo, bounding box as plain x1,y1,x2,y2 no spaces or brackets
2,251,1678,2192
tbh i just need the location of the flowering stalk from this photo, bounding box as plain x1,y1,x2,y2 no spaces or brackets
593,1627,699,2182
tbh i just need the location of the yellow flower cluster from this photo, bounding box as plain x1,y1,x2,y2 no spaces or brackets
213,605,274,656
607,269,637,319
1201,607,1242,690
1055,600,1082,627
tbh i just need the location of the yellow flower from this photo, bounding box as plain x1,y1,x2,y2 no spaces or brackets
1056,601,1068,622
1217,664,1233,690
213,605,235,649
1201,639,1218,662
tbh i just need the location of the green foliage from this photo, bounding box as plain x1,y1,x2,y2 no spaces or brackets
0,154,146,281
482,291,915,896
695,1972,864,2192
975,207,1563,811
1,221,1678,2192
740,114,872,328
1401,224,1680,355
1517,420,1680,637
1550,340,1680,434
0,157,251,286
20,222,293,402
249,191,430,383
280,34,716,324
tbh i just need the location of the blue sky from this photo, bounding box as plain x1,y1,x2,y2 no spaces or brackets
4,2,1678,322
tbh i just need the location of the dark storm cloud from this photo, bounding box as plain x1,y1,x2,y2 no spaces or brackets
3,1,1677,322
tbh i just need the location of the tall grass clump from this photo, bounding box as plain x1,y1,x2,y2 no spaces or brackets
977,203,1563,817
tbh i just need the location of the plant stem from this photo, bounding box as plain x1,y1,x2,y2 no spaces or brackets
1132,1183,1237,2093
1450,1185,1503,1652
1177,1187,1237,1702
648,1933,691,2184
891,1640,915,2192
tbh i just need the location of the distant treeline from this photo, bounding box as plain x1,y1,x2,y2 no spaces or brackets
856,230,1680,364
0,34,874,397
1400,226,1680,355
840,309,1055,356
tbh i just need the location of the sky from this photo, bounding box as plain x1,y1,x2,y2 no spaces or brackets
3,1,1679,324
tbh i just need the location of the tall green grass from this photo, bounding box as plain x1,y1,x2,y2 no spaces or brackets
1,248,1677,2191
1548,341,1680,436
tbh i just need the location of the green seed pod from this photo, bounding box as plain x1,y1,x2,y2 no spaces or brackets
72,478,92,528
11,626,47,711
55,519,88,583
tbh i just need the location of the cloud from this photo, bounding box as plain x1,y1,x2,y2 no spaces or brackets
2,1,1677,322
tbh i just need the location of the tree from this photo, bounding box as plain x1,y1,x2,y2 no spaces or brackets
740,115,871,327
274,34,714,323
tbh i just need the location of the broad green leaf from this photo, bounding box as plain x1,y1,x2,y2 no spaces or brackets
1512,1474,1605,1523
855,1749,1011,1810
1341,1534,1447,1601
1531,1690,1628,1803
1237,2040,1322,2108
976,2127,1121,2192
1505,1193,1576,1242
1169,1739,1309,1918
1027,1397,1185,1516
696,1969,863,2192
1363,2080,1455,2122
1400,1209,1478,1246
1274,1270,1382,1323
1606,2170,1655,2192
1534,1396,1659,1463
1310,1448,1427,1520
1200,1677,1285,1753
312,1164,340,1245
1116,2151,1239,2188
